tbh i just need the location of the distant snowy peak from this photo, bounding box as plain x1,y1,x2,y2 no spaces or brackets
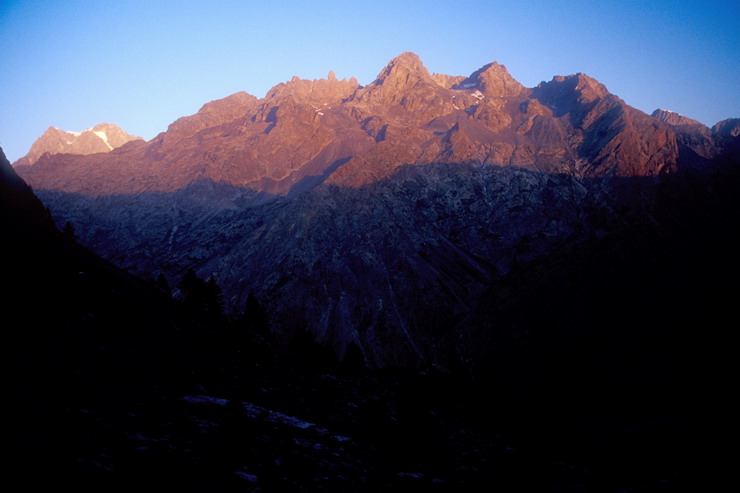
651,108,703,127
13,123,142,166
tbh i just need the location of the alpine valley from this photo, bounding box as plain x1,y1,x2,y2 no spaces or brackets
6,52,739,490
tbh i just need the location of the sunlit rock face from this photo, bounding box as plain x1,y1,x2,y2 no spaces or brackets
12,123,142,167
15,53,740,366
18,52,709,196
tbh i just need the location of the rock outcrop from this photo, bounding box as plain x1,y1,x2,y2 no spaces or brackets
651,108,703,127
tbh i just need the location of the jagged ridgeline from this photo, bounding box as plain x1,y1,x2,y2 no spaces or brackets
14,52,740,367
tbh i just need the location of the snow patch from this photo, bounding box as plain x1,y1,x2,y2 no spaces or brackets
93,130,113,150
182,395,230,407
241,401,317,429
397,472,425,479
235,472,258,483
183,395,318,430
459,82,476,89
183,395,353,442
471,90,485,100
657,108,687,117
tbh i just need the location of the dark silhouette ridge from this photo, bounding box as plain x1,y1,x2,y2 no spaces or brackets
2,146,219,488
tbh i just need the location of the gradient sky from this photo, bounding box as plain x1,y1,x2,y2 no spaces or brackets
1,0,738,162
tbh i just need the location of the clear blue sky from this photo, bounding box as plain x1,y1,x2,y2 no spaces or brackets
1,0,738,162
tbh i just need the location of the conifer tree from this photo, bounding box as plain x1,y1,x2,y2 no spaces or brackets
62,221,78,240
179,269,224,319
239,293,269,333
155,273,170,294
341,341,366,374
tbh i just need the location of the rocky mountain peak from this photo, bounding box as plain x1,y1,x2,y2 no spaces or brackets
42,126,69,138
711,118,740,138
13,123,142,167
265,72,359,107
454,61,525,97
651,108,703,127
197,91,258,115
158,92,259,149
347,52,442,113
372,51,433,87
539,73,609,101
90,122,144,149
575,73,609,100
531,72,611,118
387,51,428,70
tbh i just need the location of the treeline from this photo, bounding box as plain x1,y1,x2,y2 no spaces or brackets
152,268,366,374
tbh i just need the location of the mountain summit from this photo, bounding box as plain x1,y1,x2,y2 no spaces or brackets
651,108,703,127
13,123,142,167
453,61,524,97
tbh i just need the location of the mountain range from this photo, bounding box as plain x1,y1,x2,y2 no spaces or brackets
16,53,740,192
14,52,740,366
13,122,141,167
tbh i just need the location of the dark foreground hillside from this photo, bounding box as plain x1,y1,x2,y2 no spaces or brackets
3,145,735,491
